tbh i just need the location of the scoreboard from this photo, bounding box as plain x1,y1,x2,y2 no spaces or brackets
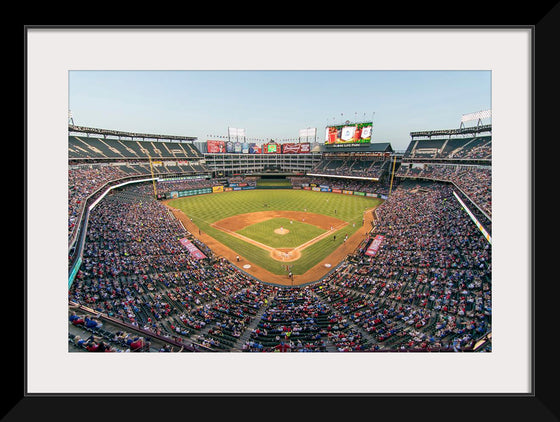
325,122,373,145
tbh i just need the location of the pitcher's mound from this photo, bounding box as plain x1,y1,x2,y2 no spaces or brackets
274,228,289,235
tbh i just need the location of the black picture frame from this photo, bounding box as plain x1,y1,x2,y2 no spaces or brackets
18,19,553,421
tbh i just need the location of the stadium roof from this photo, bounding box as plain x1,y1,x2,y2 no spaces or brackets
369,142,393,152
68,125,197,142
410,124,491,138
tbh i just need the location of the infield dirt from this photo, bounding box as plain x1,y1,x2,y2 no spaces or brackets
164,202,377,287
212,210,344,232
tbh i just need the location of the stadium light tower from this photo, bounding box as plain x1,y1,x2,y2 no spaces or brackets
460,109,491,129
298,127,316,143
228,127,246,142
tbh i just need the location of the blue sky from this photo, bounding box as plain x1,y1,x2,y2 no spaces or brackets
68,70,491,151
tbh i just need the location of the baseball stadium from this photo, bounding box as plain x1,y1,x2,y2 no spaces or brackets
67,110,492,353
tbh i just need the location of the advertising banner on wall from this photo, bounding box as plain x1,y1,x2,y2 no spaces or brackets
299,143,311,153
282,143,301,154
166,187,212,199
249,143,261,154
207,140,226,153
279,142,312,154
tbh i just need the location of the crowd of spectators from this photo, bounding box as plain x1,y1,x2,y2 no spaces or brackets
290,176,393,196
346,181,491,350
285,180,492,352
449,139,492,159
151,176,259,196
68,162,211,241
68,165,130,239
69,176,491,352
311,158,387,179
69,185,275,351
228,176,257,186
396,164,491,217
243,287,330,352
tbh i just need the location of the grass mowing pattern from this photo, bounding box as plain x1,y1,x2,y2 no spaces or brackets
256,178,293,187
169,189,381,275
236,217,325,249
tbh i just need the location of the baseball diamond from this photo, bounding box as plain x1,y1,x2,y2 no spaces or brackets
164,189,380,284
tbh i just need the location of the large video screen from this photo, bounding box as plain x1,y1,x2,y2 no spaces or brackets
325,122,373,144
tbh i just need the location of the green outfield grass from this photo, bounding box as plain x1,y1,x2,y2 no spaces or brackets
236,217,325,249
169,189,381,275
256,178,292,187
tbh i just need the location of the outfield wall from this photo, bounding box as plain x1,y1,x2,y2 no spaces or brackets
162,183,387,200
296,183,387,199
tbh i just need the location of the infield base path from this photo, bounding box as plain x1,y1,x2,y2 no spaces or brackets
164,202,377,287
211,211,348,263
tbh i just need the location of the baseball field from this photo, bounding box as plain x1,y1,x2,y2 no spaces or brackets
165,189,382,286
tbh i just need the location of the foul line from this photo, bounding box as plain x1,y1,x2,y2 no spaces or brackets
212,224,277,253
211,221,349,258
293,222,348,252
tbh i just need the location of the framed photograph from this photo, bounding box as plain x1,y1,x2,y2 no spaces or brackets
22,23,548,419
